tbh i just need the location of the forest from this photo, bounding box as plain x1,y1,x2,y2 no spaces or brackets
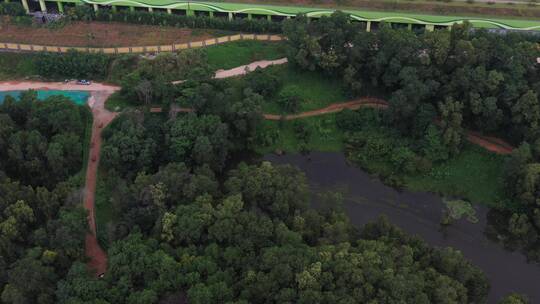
0,92,89,303
280,13,540,261
0,93,495,303
70,110,491,304
1,9,539,304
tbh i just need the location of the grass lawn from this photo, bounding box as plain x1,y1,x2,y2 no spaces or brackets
205,40,287,70
262,65,349,114
257,102,509,208
255,114,344,154
105,92,132,112
0,53,38,80
405,144,508,207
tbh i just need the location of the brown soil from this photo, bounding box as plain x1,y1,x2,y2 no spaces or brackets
263,98,388,120
0,19,219,47
466,131,514,155
83,90,119,276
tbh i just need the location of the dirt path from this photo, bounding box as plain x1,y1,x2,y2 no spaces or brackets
83,90,119,276
266,98,514,155
263,98,388,120
171,58,288,85
169,96,513,154
465,131,514,155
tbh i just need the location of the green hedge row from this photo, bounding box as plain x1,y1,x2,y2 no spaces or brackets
67,5,283,33
35,49,111,79
0,2,26,16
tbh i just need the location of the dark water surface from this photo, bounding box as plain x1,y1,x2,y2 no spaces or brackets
264,152,540,304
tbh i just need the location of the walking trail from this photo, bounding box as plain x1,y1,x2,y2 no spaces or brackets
265,99,513,155
168,58,514,155
263,98,388,120
84,89,119,276
171,58,288,85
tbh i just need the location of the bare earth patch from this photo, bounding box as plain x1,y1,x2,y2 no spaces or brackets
0,19,221,47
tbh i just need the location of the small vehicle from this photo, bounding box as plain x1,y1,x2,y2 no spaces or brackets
77,79,91,85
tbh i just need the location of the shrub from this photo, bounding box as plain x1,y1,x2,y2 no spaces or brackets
278,85,304,113
336,108,384,132
244,67,282,98
66,7,282,33
391,146,418,174
35,49,111,79
0,2,26,16
293,121,311,142
66,5,95,21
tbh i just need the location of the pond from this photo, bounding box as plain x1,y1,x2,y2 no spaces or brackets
264,152,540,304
0,90,90,106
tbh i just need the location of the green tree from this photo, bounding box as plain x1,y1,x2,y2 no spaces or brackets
278,85,304,113
438,97,464,155
512,90,540,140
499,293,529,304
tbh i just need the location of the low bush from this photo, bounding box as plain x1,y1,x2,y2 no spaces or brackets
67,6,282,33
35,49,111,79
244,67,282,98
0,2,26,16
278,85,304,113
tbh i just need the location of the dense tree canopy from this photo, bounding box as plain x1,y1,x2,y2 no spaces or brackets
284,13,539,146
4,13,540,303
284,13,540,260
59,161,490,304
0,91,89,187
0,91,89,304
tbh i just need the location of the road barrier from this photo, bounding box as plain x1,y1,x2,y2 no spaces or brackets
0,34,284,54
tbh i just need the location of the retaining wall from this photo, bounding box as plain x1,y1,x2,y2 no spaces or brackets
0,33,283,53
